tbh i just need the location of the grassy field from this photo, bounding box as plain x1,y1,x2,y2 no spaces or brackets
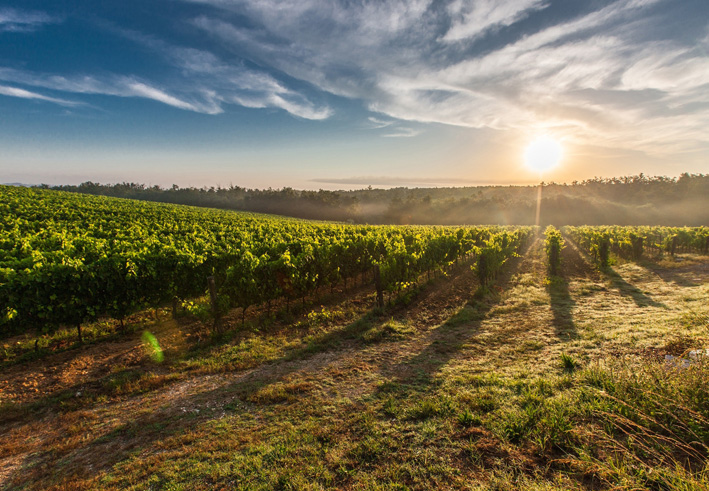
1,237,708,490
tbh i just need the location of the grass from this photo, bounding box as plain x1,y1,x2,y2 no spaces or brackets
361,318,415,343
1,318,128,366
1,246,709,490
568,357,709,488
559,353,579,373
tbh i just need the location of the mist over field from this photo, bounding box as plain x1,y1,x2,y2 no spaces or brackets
52,173,709,226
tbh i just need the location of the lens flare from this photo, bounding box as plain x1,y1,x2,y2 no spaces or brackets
142,331,164,363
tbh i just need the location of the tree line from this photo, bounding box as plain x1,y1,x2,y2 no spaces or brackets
46,173,709,226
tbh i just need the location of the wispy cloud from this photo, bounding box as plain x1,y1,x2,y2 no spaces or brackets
0,17,332,119
4,0,706,157
124,81,212,113
382,127,422,138
187,0,708,157
167,48,331,119
366,116,421,137
0,8,58,32
0,68,220,114
112,28,333,119
0,55,331,119
367,117,395,129
0,85,79,106
442,0,548,42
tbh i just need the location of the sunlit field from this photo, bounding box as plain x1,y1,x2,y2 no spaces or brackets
3,0,708,488
2,186,708,490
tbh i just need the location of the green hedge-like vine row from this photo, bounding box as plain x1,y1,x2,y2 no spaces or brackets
564,225,709,267
0,186,532,335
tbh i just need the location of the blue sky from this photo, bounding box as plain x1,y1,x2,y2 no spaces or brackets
1,0,707,189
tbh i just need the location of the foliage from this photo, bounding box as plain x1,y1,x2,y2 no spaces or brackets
473,229,532,286
565,225,709,266
544,226,564,276
0,186,531,338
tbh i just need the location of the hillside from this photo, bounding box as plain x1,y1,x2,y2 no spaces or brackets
50,173,709,226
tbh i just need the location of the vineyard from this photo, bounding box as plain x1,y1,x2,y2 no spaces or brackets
1,186,709,491
0,186,531,342
565,225,709,267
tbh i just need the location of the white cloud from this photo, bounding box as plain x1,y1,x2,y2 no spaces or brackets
0,8,58,32
187,0,708,157
0,51,331,119
365,116,421,137
0,16,332,119
382,127,422,138
367,117,395,129
124,81,214,113
0,68,221,114
97,26,333,119
265,94,332,120
0,85,78,106
4,0,706,156
163,46,332,119
621,46,709,93
443,0,548,42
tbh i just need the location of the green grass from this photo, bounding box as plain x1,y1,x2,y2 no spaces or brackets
559,353,579,373
1,318,129,367
361,318,415,343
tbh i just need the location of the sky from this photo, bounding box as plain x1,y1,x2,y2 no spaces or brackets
1,0,707,190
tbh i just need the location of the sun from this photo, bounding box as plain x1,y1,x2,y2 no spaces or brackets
524,135,563,174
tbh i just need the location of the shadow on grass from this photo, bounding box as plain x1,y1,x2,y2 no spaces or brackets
0,255,516,488
636,258,704,288
547,276,576,339
0,331,357,488
0,296,399,487
378,242,532,391
546,240,587,339
563,235,666,309
603,268,666,308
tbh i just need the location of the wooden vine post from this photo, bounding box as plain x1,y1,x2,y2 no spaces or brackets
373,265,384,309
207,276,221,332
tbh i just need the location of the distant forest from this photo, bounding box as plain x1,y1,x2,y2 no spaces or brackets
49,173,709,226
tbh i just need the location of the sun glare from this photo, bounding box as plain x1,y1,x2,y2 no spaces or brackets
524,135,562,174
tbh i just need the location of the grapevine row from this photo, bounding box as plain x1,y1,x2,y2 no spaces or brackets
564,225,709,267
544,226,564,276
0,186,531,338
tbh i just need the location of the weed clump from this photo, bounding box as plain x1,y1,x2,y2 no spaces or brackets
407,396,454,421
560,353,579,373
458,409,481,427
360,318,413,343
